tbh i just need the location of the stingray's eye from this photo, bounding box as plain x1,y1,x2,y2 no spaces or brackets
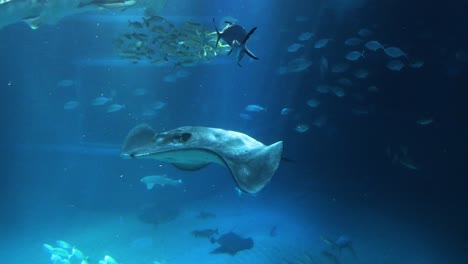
181,132,192,142
172,132,191,143
153,134,164,143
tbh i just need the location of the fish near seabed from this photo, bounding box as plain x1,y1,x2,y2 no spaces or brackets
197,211,216,219
192,228,219,238
121,124,283,194
213,18,259,66
140,174,182,189
210,231,254,255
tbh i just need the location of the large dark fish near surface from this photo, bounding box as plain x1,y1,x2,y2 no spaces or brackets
0,0,163,29
213,18,259,66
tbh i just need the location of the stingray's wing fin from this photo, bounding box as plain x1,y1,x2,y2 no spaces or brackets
24,16,43,30
121,123,155,155
224,141,283,193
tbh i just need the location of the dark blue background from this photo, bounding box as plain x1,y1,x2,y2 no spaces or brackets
1,0,467,261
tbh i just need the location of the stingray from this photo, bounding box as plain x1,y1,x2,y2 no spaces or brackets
209,231,254,256
0,0,136,30
121,124,283,194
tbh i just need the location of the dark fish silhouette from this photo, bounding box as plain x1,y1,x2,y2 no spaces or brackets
210,231,254,256
321,235,358,261
191,228,219,238
269,225,277,237
197,211,216,219
321,250,340,264
213,18,259,66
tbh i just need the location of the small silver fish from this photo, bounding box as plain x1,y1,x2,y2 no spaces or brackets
316,84,331,93
280,108,293,115
314,38,331,48
163,74,177,83
107,104,126,113
358,28,373,38
56,240,71,249
151,101,167,110
295,124,309,133
57,80,75,87
345,51,365,61
344,37,363,46
298,32,314,41
331,62,350,73
384,47,407,58
386,60,405,71
306,99,320,108
365,40,384,51
71,247,84,260
287,43,304,53
286,58,312,72
368,85,379,92
103,255,118,264
50,247,71,258
331,86,346,97
320,56,329,77
64,100,80,110
245,104,266,112
239,113,252,120
416,118,433,125
142,109,157,118
92,96,112,106
336,78,353,87
409,60,424,68
140,174,183,189
43,243,54,252
353,68,369,79
132,88,147,96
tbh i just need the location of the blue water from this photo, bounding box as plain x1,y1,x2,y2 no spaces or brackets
1,1,467,264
